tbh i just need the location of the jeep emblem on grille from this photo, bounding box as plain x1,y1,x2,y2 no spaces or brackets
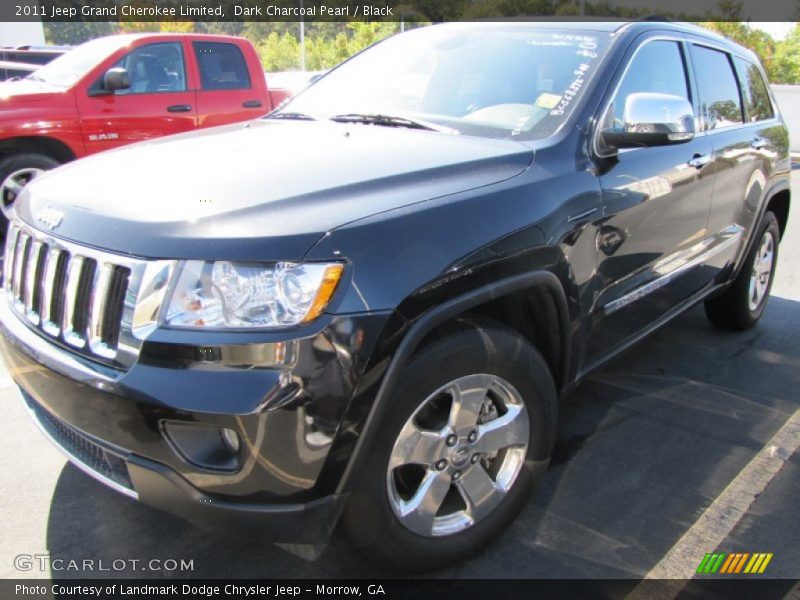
36,206,63,230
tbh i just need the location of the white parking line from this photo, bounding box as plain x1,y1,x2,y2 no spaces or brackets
627,408,800,597
784,580,800,600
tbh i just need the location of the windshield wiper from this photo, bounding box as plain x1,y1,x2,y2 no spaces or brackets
329,113,448,132
24,74,45,82
266,112,316,121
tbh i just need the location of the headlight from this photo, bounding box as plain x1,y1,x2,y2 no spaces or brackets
165,261,344,329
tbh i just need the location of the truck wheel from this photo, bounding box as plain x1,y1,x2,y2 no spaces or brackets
0,153,60,225
342,319,557,571
704,212,780,330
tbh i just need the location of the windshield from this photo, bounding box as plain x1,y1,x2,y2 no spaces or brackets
25,36,132,88
276,25,611,141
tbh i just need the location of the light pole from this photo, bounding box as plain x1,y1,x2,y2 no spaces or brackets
299,1,306,71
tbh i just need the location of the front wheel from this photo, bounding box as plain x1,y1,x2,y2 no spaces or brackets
704,212,780,330
342,320,557,571
0,153,61,232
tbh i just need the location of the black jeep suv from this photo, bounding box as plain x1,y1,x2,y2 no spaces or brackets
0,21,790,571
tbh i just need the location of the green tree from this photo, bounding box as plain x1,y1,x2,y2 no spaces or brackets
772,23,800,84
194,22,246,36
116,21,198,34
700,22,776,79
410,0,468,21
257,31,301,71
44,22,116,45
254,21,400,72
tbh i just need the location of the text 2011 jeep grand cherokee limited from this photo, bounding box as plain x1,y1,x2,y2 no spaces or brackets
0,22,790,571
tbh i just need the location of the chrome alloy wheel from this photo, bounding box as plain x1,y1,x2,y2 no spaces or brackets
1,167,44,210
748,230,775,312
386,374,529,537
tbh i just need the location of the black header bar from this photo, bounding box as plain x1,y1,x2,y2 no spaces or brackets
1,0,798,22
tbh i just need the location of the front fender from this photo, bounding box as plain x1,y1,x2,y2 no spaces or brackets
327,267,571,500
0,89,84,158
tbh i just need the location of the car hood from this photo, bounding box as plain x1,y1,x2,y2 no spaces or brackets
17,119,533,261
0,80,59,102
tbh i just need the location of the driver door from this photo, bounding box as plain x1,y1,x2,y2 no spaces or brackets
76,41,197,155
587,37,715,362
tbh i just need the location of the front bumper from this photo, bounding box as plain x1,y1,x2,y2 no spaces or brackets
18,386,343,543
0,291,390,544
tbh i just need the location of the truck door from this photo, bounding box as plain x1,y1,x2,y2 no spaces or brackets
587,37,716,363
76,41,197,154
191,41,268,128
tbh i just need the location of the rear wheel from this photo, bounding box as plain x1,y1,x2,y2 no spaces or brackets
704,212,780,330
343,320,557,571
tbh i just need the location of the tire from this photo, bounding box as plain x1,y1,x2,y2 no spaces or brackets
704,212,780,330
342,319,558,572
0,153,61,234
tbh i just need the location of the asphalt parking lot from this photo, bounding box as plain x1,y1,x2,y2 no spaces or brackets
1,170,798,581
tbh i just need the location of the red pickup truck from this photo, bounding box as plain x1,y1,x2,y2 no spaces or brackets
0,33,290,225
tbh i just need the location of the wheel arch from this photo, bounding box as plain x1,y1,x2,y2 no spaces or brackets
0,136,77,164
730,179,791,282
336,269,571,496
417,283,568,393
766,187,790,240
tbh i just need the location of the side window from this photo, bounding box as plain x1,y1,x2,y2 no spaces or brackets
611,41,691,127
691,45,744,130
193,42,251,91
107,42,186,95
734,57,774,122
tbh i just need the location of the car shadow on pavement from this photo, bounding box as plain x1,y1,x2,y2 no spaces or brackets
44,297,800,579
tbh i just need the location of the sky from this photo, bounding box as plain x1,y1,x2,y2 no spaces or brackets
612,0,797,24
750,22,796,39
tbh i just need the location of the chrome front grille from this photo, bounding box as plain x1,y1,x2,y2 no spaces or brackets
4,224,129,359
3,221,176,368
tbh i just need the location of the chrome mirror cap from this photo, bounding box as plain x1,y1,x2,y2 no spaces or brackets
601,92,695,152
624,92,695,139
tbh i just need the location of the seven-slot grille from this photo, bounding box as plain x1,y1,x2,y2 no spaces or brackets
3,223,130,361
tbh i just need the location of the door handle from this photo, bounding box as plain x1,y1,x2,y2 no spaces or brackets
751,138,768,150
687,153,712,169
167,104,192,113
242,100,263,108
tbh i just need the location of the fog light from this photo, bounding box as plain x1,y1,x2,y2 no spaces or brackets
162,421,241,472
220,428,240,454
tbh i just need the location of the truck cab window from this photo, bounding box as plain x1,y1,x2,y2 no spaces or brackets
107,42,186,95
193,42,251,91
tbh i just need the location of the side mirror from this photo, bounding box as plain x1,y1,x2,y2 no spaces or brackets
103,67,130,93
601,92,695,151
